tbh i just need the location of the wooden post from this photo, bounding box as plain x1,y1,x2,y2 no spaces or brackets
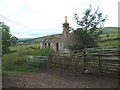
58,56,60,69
62,56,65,71
52,54,54,69
75,55,77,72
50,54,53,69
60,56,62,70
47,54,50,69
54,54,56,69
98,53,101,74
81,49,85,73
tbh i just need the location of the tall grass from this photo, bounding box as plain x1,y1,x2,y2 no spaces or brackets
3,44,53,76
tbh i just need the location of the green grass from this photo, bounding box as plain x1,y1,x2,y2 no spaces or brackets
98,27,119,47
102,27,118,34
3,44,53,76
2,70,29,76
3,27,119,76
10,44,40,52
2,67,40,76
98,40,118,47
100,34,118,41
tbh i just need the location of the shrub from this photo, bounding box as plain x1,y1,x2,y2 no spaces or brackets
2,53,25,70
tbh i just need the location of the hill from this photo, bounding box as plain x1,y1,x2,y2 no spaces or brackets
17,27,118,44
18,34,61,44
102,27,118,34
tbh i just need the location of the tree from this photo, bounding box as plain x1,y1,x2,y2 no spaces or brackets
68,28,96,51
0,22,19,55
10,36,18,45
74,5,107,46
0,22,11,55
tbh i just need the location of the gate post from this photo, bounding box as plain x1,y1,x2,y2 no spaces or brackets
47,54,50,69
81,49,85,73
98,52,101,74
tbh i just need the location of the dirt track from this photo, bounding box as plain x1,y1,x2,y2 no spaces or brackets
2,69,118,88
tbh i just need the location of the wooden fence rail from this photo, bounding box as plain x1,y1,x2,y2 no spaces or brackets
48,47,119,75
26,55,48,67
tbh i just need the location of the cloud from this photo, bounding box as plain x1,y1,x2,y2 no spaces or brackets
0,0,119,38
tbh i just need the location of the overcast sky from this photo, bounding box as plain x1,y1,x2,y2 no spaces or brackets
0,0,119,38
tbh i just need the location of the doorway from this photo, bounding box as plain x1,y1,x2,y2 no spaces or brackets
45,43,47,48
56,43,59,52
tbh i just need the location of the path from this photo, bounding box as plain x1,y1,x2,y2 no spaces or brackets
2,69,118,88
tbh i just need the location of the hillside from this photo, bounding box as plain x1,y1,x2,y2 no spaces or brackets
18,36,47,42
18,34,61,43
102,27,118,34
17,27,118,44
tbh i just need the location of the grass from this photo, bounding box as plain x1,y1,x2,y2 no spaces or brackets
100,34,118,41
98,40,118,47
2,27,119,76
98,27,119,47
10,44,40,52
3,70,29,76
102,27,118,34
3,44,53,76
2,66,41,76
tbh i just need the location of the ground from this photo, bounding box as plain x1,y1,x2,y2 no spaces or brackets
2,69,118,88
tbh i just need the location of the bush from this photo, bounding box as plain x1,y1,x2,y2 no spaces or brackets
2,53,25,70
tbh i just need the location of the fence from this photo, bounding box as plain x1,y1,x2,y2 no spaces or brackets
84,47,119,74
26,55,48,67
48,47,119,75
48,51,84,72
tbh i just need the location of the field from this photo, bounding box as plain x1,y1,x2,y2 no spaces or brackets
97,27,119,47
9,44,40,51
3,27,119,75
2,27,119,88
2,44,53,76
102,27,118,34
98,39,118,47
2,44,118,88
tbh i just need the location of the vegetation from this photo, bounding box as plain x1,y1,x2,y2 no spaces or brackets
3,44,53,76
70,5,108,50
1,5,118,76
98,40,118,47
2,29,118,76
102,27,118,34
68,28,96,50
0,22,11,55
98,27,118,47
0,22,18,56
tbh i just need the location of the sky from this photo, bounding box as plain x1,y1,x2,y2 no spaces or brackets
0,0,119,38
